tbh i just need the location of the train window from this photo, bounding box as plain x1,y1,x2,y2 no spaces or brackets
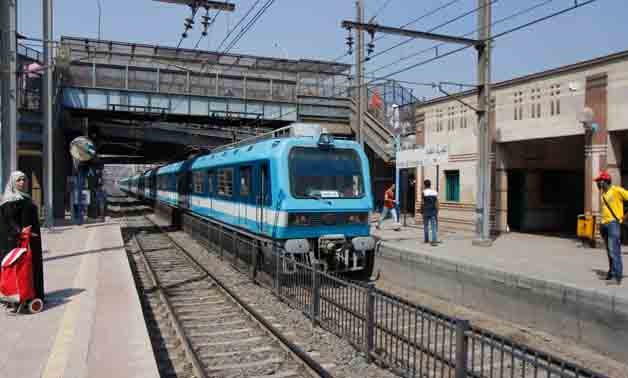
240,166,252,197
217,168,233,197
289,147,364,199
193,171,205,194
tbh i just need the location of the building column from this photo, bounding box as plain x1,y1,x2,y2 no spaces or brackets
584,74,608,217
489,97,499,234
494,144,508,233
414,112,426,224
415,166,424,224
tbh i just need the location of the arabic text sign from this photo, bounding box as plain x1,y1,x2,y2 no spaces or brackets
396,145,449,168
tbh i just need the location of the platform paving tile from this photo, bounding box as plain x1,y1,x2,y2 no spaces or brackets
0,220,159,378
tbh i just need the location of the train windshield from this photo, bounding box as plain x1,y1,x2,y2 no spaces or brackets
289,147,364,199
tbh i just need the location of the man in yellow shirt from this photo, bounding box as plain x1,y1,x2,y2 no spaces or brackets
595,171,628,285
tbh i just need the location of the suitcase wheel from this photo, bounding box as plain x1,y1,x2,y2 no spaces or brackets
28,298,44,314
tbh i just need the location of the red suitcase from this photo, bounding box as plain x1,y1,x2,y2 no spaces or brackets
0,227,43,314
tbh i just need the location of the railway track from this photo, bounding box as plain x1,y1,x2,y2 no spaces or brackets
116,197,607,378
124,215,332,378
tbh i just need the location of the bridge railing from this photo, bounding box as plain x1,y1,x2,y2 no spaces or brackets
64,62,351,103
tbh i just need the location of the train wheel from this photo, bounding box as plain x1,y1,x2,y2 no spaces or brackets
28,298,44,314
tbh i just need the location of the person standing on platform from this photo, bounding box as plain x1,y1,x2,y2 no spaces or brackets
0,171,45,301
595,171,628,285
422,179,439,246
376,184,399,230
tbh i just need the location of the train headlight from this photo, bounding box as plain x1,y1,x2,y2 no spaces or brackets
347,213,369,224
289,213,310,226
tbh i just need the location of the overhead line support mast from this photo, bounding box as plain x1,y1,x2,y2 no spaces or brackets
341,0,493,245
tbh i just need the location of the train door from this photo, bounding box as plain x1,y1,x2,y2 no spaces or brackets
256,162,270,233
178,158,198,209
238,166,252,228
177,171,187,209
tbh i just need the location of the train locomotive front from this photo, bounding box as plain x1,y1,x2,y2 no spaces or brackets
271,135,375,278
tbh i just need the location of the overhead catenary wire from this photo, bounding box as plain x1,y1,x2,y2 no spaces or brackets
215,0,264,52
235,0,600,133
331,0,465,63
364,0,499,63
368,0,557,75
221,0,276,54
369,0,394,22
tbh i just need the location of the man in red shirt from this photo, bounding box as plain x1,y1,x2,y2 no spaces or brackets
376,184,399,230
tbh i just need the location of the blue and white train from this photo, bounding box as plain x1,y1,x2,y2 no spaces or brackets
120,124,376,278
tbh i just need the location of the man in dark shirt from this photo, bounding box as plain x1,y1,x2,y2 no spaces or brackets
422,180,439,246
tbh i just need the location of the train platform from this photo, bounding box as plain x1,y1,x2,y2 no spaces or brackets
0,220,159,378
372,220,628,362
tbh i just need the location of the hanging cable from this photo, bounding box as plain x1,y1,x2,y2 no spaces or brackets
331,0,465,63
365,0,499,63
216,0,263,51
238,0,599,130
369,0,393,22
222,0,276,54
368,0,556,75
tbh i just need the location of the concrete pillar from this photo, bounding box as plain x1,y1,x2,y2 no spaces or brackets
583,74,608,217
415,166,424,224
489,97,498,234
414,111,426,224
495,144,508,233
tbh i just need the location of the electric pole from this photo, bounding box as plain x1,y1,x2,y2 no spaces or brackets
342,2,493,244
474,0,492,245
1,0,18,188
43,0,54,227
355,0,365,148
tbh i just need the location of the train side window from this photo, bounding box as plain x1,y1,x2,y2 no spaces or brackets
240,166,252,198
193,171,204,194
217,168,233,197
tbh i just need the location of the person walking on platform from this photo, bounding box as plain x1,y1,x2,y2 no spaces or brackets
0,171,45,301
595,171,628,285
376,184,399,230
422,180,439,246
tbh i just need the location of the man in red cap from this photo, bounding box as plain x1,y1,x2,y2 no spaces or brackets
595,170,628,285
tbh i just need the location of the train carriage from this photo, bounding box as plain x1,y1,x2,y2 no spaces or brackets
121,124,376,279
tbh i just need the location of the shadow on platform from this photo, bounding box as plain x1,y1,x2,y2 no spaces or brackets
43,288,86,311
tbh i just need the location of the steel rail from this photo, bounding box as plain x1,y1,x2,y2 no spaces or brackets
131,219,208,378
144,214,335,378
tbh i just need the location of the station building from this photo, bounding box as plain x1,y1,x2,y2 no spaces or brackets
414,49,628,237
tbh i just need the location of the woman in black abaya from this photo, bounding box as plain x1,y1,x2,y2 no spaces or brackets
0,171,44,302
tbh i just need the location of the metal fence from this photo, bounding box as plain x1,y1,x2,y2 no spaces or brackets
179,212,609,378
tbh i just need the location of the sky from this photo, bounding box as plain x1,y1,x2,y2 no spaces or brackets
16,0,627,99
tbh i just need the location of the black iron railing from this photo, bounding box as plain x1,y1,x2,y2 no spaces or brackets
177,211,609,378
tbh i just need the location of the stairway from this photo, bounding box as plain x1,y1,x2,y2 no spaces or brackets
350,100,395,162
